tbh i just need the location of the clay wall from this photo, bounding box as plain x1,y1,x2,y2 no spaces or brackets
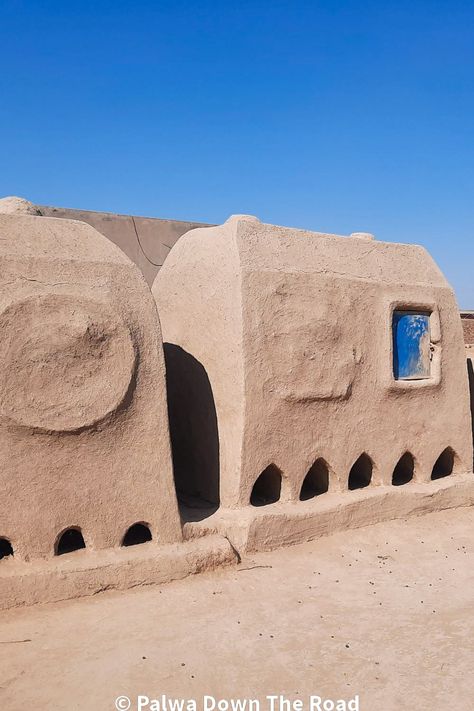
154,216,473,511
0,201,473,609
38,204,211,287
0,213,182,562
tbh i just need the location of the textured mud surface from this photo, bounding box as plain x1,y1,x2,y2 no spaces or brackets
1,507,474,711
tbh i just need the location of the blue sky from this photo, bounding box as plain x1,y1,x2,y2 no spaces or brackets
1,1,473,305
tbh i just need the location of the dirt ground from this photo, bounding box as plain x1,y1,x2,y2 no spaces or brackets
1,507,474,711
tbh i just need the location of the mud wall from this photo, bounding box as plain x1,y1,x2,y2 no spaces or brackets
39,205,211,286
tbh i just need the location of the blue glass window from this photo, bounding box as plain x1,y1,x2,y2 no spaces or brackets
393,312,431,380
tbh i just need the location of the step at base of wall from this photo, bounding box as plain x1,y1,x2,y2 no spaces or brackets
0,534,237,611
3,476,473,610
184,473,474,553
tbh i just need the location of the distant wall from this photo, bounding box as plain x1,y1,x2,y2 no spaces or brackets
461,312,474,345
39,205,211,286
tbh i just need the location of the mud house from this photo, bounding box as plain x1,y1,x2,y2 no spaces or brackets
0,213,182,562
154,215,472,511
0,200,472,608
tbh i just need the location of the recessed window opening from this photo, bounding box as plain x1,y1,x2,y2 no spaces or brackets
300,459,329,500
348,454,373,490
56,528,86,556
250,465,282,506
393,311,431,380
392,452,415,486
122,523,152,547
0,538,13,560
431,448,456,480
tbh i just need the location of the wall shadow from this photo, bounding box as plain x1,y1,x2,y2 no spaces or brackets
164,344,219,520
467,358,474,469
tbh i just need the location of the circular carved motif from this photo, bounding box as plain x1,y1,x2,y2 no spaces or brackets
0,294,136,431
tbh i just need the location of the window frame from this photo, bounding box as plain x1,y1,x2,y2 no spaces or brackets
384,299,441,392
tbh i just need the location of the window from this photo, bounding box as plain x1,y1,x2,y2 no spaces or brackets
393,311,431,380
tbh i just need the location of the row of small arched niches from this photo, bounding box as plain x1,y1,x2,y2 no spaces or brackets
250,447,459,506
0,522,152,562
0,447,459,561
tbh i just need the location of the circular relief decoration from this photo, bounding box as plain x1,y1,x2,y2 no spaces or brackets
0,294,136,431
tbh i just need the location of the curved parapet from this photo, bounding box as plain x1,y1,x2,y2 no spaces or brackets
0,213,182,562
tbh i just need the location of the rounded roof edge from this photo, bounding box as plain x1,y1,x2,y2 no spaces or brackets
0,196,43,216
0,213,133,265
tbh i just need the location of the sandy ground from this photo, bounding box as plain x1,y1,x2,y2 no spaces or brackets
1,508,474,711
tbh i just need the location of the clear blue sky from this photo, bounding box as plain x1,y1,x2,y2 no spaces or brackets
1,1,473,305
